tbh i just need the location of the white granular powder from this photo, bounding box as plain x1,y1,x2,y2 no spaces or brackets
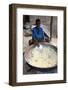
27,45,57,68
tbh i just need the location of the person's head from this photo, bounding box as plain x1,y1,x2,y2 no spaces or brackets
36,19,40,28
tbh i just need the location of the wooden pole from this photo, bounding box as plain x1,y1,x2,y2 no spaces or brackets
50,16,53,40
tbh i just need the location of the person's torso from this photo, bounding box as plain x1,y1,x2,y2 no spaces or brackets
33,27,44,40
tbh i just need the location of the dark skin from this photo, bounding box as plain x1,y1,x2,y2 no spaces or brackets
36,20,40,28
29,19,50,45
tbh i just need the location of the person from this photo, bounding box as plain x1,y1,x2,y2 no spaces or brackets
29,19,49,45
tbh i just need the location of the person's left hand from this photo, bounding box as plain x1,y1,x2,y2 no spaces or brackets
34,40,39,45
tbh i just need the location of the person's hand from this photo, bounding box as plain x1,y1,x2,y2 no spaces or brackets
44,38,50,42
34,40,39,46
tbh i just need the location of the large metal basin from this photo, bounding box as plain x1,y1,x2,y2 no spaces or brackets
24,42,57,69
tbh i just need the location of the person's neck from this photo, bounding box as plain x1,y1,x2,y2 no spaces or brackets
36,26,40,29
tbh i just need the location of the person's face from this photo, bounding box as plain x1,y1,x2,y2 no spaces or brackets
36,21,40,28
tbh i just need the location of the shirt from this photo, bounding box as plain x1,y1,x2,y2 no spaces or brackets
32,27,44,41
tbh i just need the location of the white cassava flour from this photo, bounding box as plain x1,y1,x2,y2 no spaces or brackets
27,45,57,68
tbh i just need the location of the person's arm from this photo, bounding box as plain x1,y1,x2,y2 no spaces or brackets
43,31,50,42
32,29,35,41
44,31,49,38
